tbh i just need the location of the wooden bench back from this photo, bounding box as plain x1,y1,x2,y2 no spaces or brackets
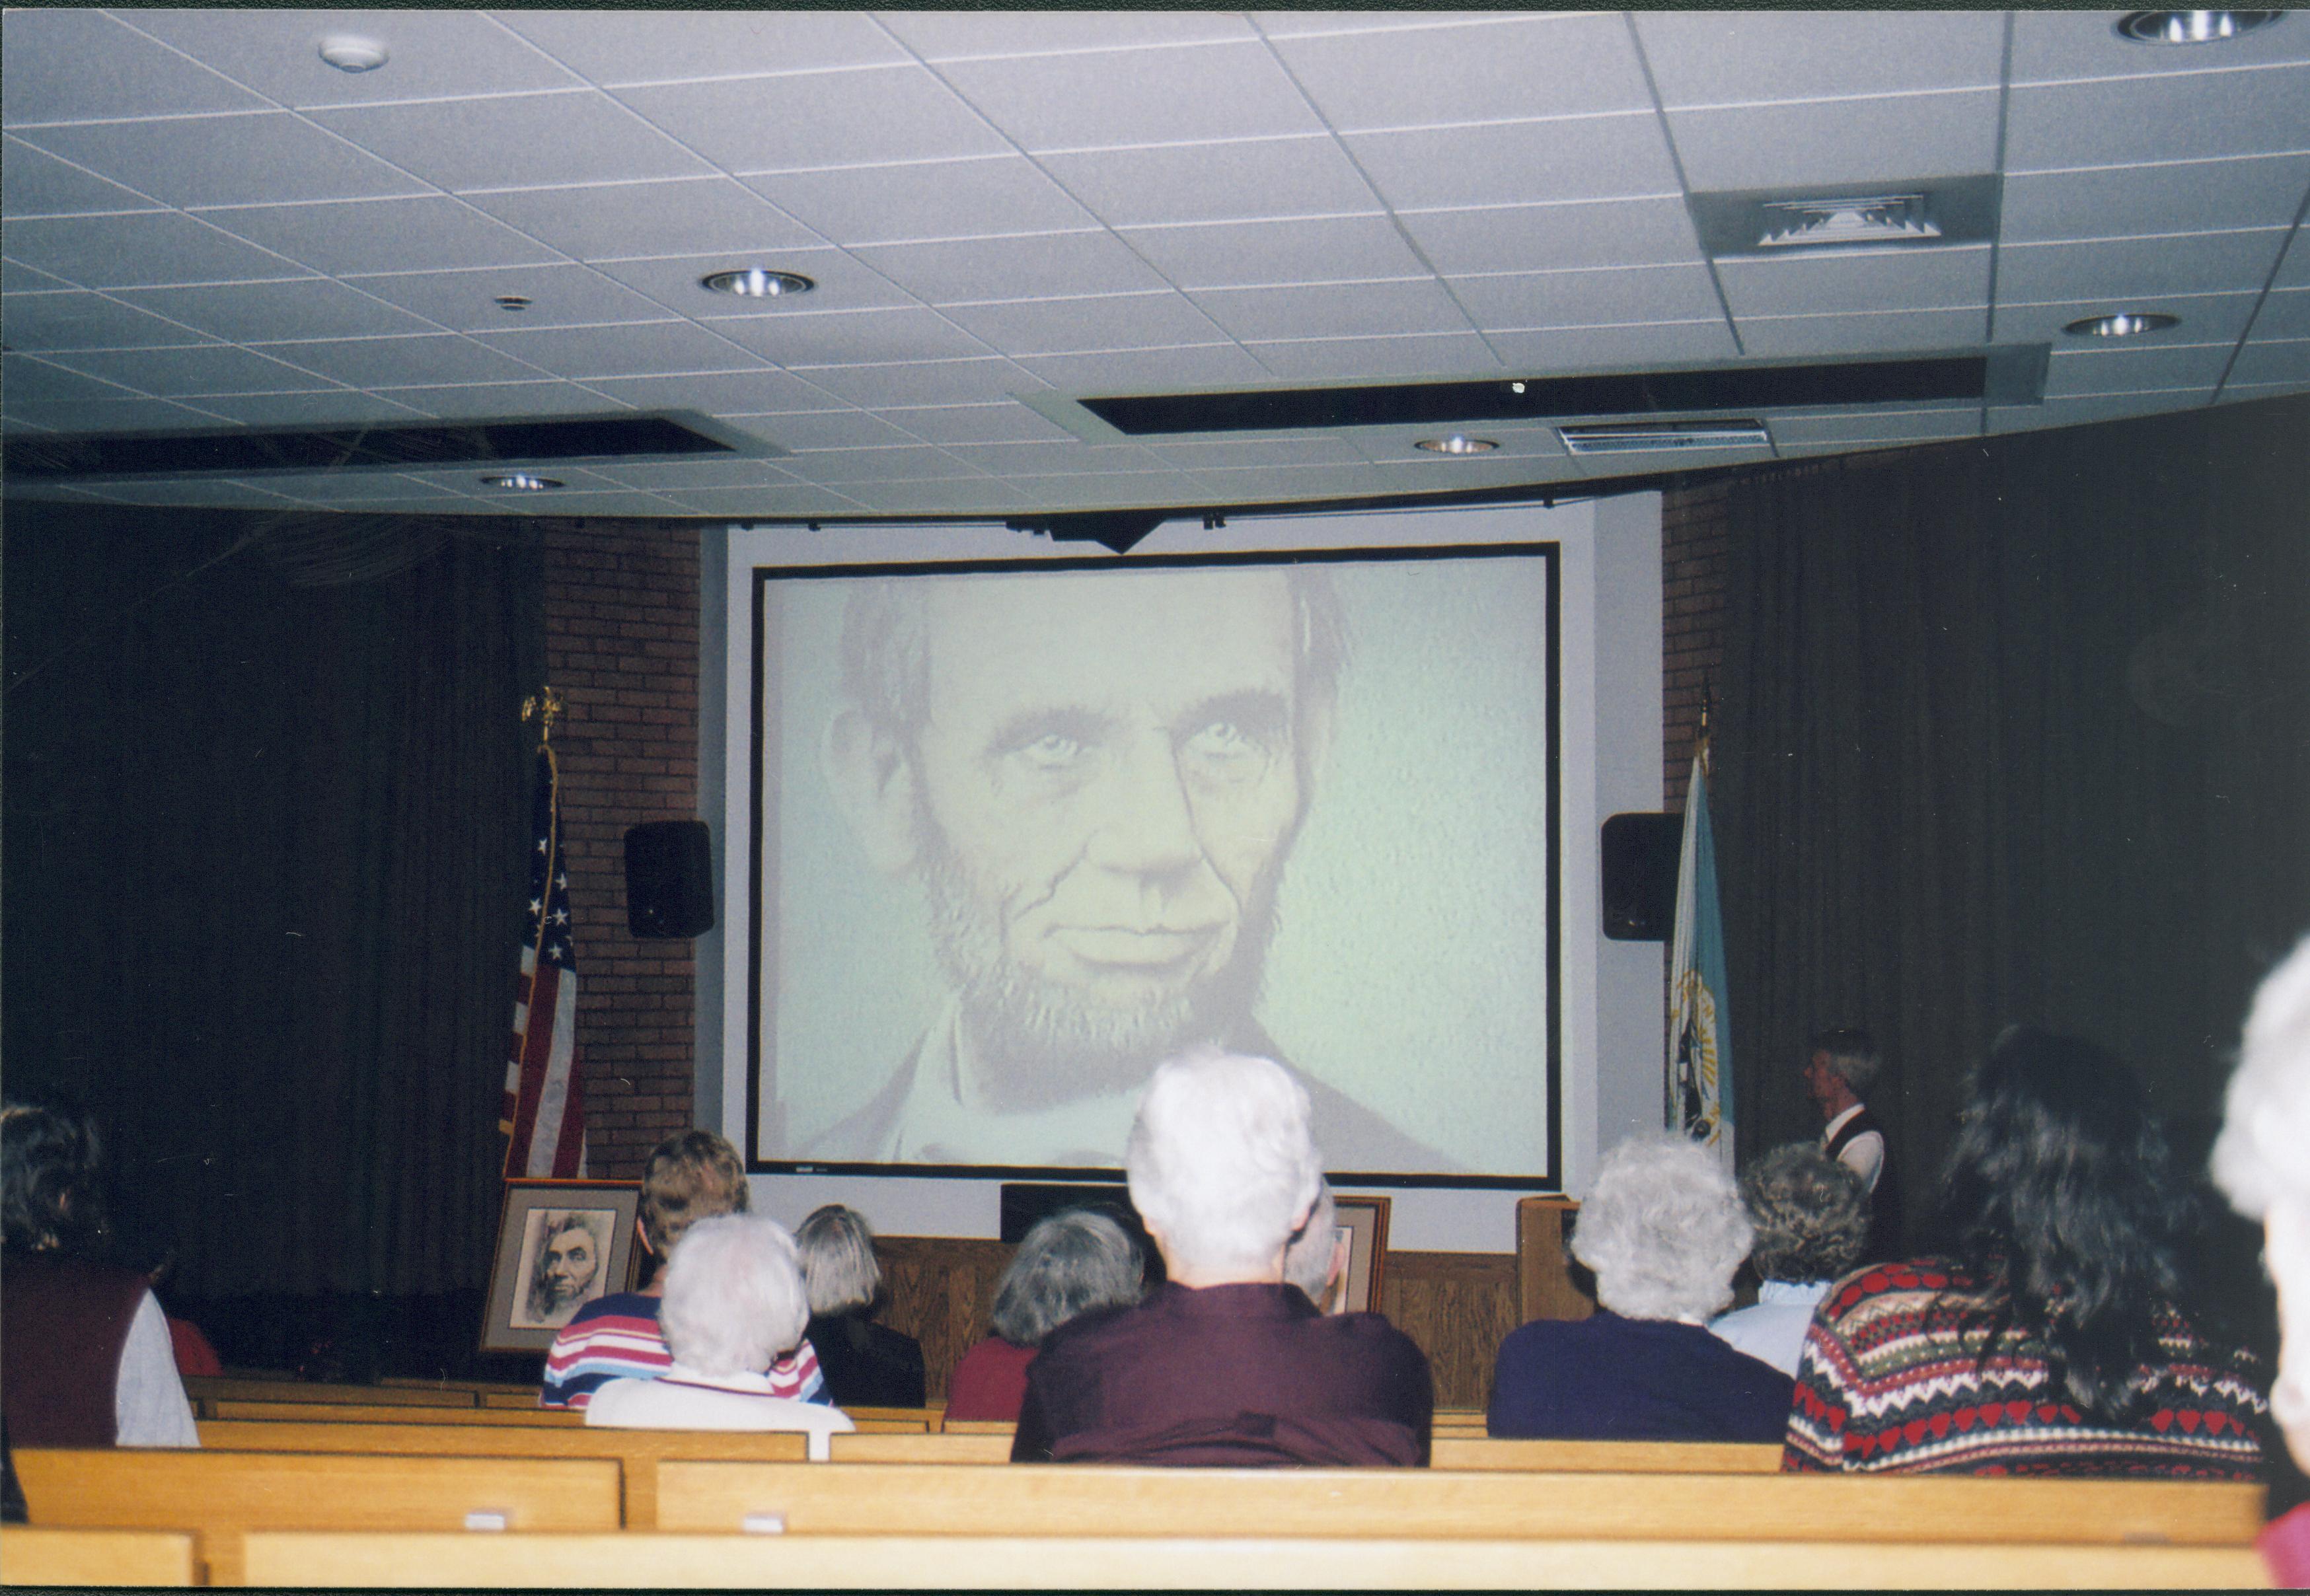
208,1398,583,1426
1428,1437,1782,1473
650,1461,2265,1546
234,1529,2273,1589
186,1376,477,1409
829,1430,1016,1464
0,1526,197,1587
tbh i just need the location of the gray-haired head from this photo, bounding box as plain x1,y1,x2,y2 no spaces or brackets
1740,1142,1869,1284
659,1213,810,1378
2216,935,2310,1219
1572,1132,1754,1321
794,1204,881,1317
988,1210,1144,1347
1282,1180,1341,1305
1810,1027,1882,1095
1125,1048,1323,1278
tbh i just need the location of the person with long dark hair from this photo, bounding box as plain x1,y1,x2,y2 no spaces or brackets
1785,1027,2264,1474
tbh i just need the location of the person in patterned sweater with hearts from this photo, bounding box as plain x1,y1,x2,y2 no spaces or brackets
1784,1025,2265,1476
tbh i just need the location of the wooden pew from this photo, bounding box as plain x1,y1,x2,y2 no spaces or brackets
381,1376,542,1397
11,1447,620,1585
0,1527,197,1587
1429,1437,1782,1473
650,1461,2265,1547
195,1419,808,1526
234,1529,2272,1589
829,1430,1016,1464
184,1375,478,1410
480,1388,550,1408
940,1418,1018,1436
209,1398,584,1426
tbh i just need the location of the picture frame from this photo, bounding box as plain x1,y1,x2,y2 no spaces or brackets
480,1179,642,1356
1325,1194,1392,1315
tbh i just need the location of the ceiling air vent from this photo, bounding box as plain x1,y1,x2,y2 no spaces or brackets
1690,175,1999,260
1757,194,1940,249
1558,421,1770,456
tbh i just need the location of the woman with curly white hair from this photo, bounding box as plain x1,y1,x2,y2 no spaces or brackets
1488,1132,1793,1441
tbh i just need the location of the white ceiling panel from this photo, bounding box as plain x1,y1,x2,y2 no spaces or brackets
2000,155,2310,246
745,159,1096,246
938,441,1168,476
342,264,675,332
1634,11,2007,106
1988,390,2215,432
1717,245,1992,318
708,305,995,365
2044,341,2240,395
3,396,237,433
2007,11,2310,85
576,370,845,415
42,343,342,396
1448,264,1723,332
2,355,143,405
1665,91,2004,193
20,114,433,209
2006,66,2310,169
1015,345,1273,393
1,211,310,289
1191,278,1472,343
496,10,910,85
936,42,1325,151
197,196,566,277
936,293,1229,356
1768,409,1982,447
722,410,916,453
662,484,874,516
1736,307,1990,358
468,320,768,379
848,478,1036,514
2,9,272,124
1396,198,1701,277
878,403,1080,445
2253,289,2310,341
178,391,431,427
852,231,1170,303
798,357,1053,408
122,9,585,108
1120,215,1427,291
245,334,548,389
1,137,170,216
1995,231,2290,302
877,11,1259,61
591,457,803,491
309,92,716,192
1,259,77,295
1269,14,1654,129
614,67,1011,174
1148,436,1369,469
58,477,307,507
2275,227,2310,288
370,381,633,419
461,178,825,262
1037,137,1379,229
1,291,217,353
783,445,983,484
112,279,441,343
1484,320,1740,370
1343,115,1681,211
585,250,914,317
2229,340,2310,386
1244,331,1500,379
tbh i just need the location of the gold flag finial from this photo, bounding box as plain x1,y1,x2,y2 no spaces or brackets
521,685,563,747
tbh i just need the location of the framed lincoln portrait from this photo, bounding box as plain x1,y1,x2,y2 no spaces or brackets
1328,1194,1392,1316
482,1179,640,1355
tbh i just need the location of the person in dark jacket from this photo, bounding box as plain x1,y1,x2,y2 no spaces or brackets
794,1204,926,1410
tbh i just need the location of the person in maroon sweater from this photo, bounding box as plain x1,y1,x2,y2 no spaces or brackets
1012,1049,1433,1466
948,1210,1144,1423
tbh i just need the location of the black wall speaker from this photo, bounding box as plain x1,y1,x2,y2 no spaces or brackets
1601,812,1681,941
624,820,714,939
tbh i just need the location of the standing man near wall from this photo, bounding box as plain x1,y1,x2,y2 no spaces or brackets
1802,1027,1902,1260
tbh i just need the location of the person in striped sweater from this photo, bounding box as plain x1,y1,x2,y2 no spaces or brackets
1785,1027,2264,1476
540,1130,825,1410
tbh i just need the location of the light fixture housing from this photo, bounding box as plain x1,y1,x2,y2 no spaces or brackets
493,295,533,313
1558,420,1770,455
1415,434,1499,455
700,268,815,299
2063,312,2180,338
317,34,389,72
1757,194,1941,250
2116,10,2282,43
480,473,562,491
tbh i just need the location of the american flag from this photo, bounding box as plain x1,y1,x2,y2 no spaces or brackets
502,744,587,1177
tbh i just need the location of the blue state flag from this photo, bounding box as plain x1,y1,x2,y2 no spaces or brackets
1669,739,1732,1168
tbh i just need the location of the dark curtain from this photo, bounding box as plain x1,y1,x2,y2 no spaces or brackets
4,500,545,1303
1714,393,2310,1251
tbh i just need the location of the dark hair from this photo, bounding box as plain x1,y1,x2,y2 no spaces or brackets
1809,1027,1882,1094
2,1099,111,1256
989,1210,1144,1347
1939,1026,2194,1421
1741,1142,1869,1282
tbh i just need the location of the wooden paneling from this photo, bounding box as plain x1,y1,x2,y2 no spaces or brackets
1517,1198,1596,1325
873,1237,1012,1402
1382,1251,1520,1412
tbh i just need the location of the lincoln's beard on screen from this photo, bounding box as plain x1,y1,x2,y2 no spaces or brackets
916,828,1284,1111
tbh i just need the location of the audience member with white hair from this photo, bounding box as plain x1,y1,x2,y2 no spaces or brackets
1707,1143,1871,1377
2214,932,2310,1579
1489,1132,1793,1441
946,1209,1144,1423
586,1213,856,1459
1012,1048,1433,1466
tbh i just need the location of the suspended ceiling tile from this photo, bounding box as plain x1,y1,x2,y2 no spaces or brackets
496,9,910,84
1990,291,2265,345
20,113,433,209
576,369,844,414
939,42,1324,152
43,343,344,397
2214,380,2310,406
1734,306,1990,358
1633,11,2006,105
66,477,309,507
660,484,874,517
1,212,314,290
585,249,911,317
1768,408,1982,445
1242,331,1501,380
1118,215,1421,291
996,470,1210,509
1037,137,1379,229
1,396,236,433
463,176,824,262
1987,390,2213,431
938,440,1168,476
718,410,918,453
2005,66,2310,169
1447,264,1724,332
851,231,1170,303
709,305,996,365
2007,11,2310,85
113,279,441,343
1187,462,1388,499
797,357,1053,408
784,445,983,484
0,291,217,353
1484,320,1741,371
881,12,1257,59
2044,340,2240,394
877,403,1081,446
196,196,568,277
1995,230,2290,302
367,380,634,419
2252,288,2310,340
1,9,271,124
1396,197,1701,277
342,263,675,333
1012,345,1273,393
309,91,716,192
124,9,586,108
1,353,142,405
1269,14,1653,129
935,293,1229,357
1342,114,1680,211
474,490,695,517
469,320,768,380
1,259,77,295
2277,229,2310,287
745,158,1095,246
1,137,170,217
848,477,1031,515
615,67,1011,174
589,456,803,491
1664,89,2003,193
2228,339,2310,386
244,334,550,388
176,390,433,427
1148,435,1370,469
1999,154,2310,245
1716,245,1991,318
1191,278,1472,343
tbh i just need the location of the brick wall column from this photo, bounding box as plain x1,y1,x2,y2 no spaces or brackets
1661,480,1729,811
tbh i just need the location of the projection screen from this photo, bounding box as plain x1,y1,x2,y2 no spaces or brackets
749,543,1559,1186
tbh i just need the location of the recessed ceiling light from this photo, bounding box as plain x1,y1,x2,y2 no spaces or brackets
1415,434,1498,455
700,268,815,299
481,473,562,491
317,34,389,72
2062,312,2180,338
2116,10,2282,43
494,295,533,313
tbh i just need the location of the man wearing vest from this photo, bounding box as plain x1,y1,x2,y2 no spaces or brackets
1802,1028,1902,1262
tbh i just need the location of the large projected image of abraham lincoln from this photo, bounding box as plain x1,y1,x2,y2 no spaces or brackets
810,565,1446,1171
